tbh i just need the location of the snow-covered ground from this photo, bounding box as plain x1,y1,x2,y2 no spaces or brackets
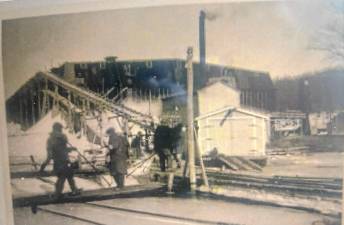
203,185,342,216
8,110,155,199
262,152,343,178
198,151,343,217
8,111,95,162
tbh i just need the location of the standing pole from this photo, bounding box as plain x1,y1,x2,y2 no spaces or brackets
194,127,209,189
24,95,29,129
19,93,24,126
199,10,206,80
149,89,152,116
186,47,196,192
98,110,103,144
41,79,49,116
67,90,73,132
53,84,58,111
37,81,41,120
30,89,36,124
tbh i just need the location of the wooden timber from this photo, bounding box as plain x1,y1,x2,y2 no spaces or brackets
36,72,154,130
42,90,78,110
186,47,196,192
233,157,263,171
217,156,239,171
13,183,165,208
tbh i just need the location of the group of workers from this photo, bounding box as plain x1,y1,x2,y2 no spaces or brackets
40,121,184,199
153,123,183,171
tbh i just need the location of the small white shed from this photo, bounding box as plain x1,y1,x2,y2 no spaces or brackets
196,106,269,157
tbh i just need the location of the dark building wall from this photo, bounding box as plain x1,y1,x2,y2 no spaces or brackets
52,58,275,111
240,89,275,111
5,77,45,130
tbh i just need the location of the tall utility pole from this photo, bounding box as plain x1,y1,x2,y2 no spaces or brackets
186,47,196,192
199,10,206,80
298,79,311,135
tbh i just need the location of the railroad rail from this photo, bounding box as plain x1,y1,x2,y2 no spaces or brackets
84,202,240,225
150,166,342,199
14,168,342,199
204,171,342,199
34,201,241,225
36,206,105,225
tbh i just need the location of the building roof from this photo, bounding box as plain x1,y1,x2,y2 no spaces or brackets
198,80,240,93
54,58,274,92
234,70,274,91
205,64,273,91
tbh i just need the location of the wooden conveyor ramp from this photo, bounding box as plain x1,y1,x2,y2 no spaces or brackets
9,72,163,208
37,71,155,130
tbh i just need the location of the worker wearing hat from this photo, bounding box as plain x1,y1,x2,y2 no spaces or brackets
131,131,144,159
40,123,66,173
46,122,81,198
105,127,129,189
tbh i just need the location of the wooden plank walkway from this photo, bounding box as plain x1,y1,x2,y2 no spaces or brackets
11,168,108,179
13,183,165,208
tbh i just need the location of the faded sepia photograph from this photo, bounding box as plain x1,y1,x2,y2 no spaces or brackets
0,0,343,224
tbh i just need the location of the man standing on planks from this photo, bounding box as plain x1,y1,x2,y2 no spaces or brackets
105,128,129,189
47,122,81,198
154,124,172,172
131,131,144,159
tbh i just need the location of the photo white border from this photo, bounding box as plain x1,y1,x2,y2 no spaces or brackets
0,1,254,224
2,1,340,225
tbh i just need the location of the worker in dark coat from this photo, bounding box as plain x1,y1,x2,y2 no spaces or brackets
170,123,183,168
154,123,185,171
106,128,129,188
154,125,172,172
39,141,53,173
48,122,81,198
131,131,143,159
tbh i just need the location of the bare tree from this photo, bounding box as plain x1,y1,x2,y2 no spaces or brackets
310,1,344,63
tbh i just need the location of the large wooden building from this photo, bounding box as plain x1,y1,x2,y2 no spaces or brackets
52,58,275,111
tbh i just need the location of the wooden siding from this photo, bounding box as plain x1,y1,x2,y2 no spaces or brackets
197,109,267,157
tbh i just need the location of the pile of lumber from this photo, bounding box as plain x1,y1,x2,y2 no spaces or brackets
266,146,310,156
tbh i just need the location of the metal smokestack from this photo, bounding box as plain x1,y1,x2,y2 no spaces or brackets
199,10,206,78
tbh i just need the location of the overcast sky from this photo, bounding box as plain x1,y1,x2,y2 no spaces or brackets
2,0,343,99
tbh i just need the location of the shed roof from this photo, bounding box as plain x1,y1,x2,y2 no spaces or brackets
196,105,269,121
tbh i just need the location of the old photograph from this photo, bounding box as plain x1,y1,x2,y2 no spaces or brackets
1,0,343,224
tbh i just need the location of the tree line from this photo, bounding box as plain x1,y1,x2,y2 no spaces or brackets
274,68,344,113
